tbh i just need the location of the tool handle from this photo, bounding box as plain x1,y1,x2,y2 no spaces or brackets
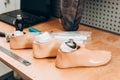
29,27,41,32
0,32,5,37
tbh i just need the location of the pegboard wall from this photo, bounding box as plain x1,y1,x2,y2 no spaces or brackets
51,0,120,34
80,0,120,34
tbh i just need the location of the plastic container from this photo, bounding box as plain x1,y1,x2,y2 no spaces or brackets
13,14,25,31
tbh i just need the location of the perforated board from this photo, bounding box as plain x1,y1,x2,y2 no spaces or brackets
80,0,120,34
51,0,120,34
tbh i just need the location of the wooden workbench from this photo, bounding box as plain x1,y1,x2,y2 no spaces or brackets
0,18,120,80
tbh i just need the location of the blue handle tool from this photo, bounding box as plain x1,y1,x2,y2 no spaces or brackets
29,27,41,32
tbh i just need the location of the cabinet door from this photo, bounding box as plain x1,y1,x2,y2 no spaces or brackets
0,0,20,14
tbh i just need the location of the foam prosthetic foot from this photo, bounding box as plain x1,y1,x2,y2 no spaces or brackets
55,39,111,68
10,31,35,49
33,32,61,58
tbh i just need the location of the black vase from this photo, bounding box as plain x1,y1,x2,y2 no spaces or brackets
60,0,85,31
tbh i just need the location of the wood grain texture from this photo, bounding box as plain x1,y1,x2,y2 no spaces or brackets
0,18,120,80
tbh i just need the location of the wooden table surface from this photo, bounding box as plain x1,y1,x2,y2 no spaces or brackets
0,18,120,80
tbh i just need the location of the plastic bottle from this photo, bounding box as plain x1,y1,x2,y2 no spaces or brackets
13,14,25,31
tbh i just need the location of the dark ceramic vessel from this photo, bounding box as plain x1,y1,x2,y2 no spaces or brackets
60,0,85,31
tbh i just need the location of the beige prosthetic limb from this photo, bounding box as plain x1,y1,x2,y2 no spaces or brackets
33,32,61,58
10,32,35,49
33,38,61,58
55,39,111,68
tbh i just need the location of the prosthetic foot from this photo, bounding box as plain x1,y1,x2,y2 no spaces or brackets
10,31,35,49
55,39,111,68
33,32,61,58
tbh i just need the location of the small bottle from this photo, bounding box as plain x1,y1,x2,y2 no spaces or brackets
13,14,25,31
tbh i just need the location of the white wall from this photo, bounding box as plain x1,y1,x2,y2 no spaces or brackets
15,0,20,9
0,0,20,14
